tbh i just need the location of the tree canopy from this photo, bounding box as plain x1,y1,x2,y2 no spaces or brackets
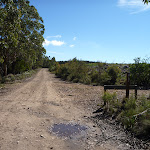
143,0,150,4
0,0,46,76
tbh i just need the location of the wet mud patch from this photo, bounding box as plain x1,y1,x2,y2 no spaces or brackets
50,123,87,139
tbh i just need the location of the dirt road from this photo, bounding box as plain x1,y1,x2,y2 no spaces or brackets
0,69,149,150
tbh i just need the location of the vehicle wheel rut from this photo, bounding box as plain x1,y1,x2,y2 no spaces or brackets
0,69,149,150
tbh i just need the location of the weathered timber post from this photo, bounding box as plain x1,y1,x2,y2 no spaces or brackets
104,72,138,99
126,72,130,98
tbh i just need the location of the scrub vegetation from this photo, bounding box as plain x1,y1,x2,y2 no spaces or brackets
102,92,150,140
46,56,150,140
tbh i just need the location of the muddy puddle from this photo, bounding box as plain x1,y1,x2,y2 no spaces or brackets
50,123,87,138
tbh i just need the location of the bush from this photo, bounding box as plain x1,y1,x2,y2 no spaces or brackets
55,58,91,84
55,64,69,80
102,92,122,114
100,71,111,85
107,65,121,85
102,92,150,139
1,70,36,83
2,74,15,83
130,57,150,88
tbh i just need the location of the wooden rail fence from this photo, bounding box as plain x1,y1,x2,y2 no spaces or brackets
104,73,138,99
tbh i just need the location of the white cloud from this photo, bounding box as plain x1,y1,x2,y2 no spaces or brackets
46,35,62,38
50,40,65,46
43,39,51,46
43,39,65,46
70,45,75,48
118,0,150,13
73,37,77,41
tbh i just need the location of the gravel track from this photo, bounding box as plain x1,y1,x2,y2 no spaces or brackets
0,68,149,150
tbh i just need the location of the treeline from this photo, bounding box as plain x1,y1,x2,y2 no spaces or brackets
55,58,122,85
46,57,150,88
0,0,45,79
47,57,123,85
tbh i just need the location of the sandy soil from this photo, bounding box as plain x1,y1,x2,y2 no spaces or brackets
0,69,149,150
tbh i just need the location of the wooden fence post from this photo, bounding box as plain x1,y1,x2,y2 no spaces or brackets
126,72,130,98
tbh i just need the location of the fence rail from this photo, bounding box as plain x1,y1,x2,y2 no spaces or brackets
104,73,138,99
104,85,138,99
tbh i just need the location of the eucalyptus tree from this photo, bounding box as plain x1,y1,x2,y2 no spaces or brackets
143,0,150,4
0,0,45,75
0,0,21,75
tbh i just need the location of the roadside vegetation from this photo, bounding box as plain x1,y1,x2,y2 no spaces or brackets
46,57,150,88
0,0,45,84
1,70,37,84
0,0,149,142
102,92,150,140
46,56,150,140
46,57,124,86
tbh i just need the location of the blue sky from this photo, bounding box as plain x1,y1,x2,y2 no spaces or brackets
30,0,150,63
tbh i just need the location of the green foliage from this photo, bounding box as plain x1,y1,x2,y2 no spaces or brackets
55,59,122,86
42,56,51,68
115,73,126,85
0,0,45,76
130,58,150,88
98,65,121,85
0,58,4,64
102,92,150,138
2,70,36,83
55,58,91,84
55,64,69,80
2,74,15,83
90,62,106,85
49,57,57,72
143,0,150,4
102,92,122,114
12,59,31,74
107,65,121,85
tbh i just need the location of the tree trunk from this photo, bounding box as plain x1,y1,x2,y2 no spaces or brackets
3,60,7,76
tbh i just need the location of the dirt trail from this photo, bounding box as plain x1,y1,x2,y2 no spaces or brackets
0,69,149,150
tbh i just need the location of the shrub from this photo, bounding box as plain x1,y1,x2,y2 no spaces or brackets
100,71,111,85
55,64,69,80
102,92,150,138
107,65,121,85
102,92,121,114
55,58,91,84
2,74,15,83
130,57,150,88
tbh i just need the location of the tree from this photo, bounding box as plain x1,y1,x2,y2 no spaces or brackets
130,58,150,89
143,0,150,4
0,0,45,76
43,56,50,68
0,0,21,75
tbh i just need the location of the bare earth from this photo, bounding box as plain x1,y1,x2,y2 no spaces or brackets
0,69,149,150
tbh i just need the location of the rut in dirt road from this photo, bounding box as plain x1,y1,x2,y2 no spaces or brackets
0,69,93,150
0,69,149,150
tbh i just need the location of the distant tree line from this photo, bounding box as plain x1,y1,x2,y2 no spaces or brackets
48,58,122,86
0,0,46,77
48,57,150,88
